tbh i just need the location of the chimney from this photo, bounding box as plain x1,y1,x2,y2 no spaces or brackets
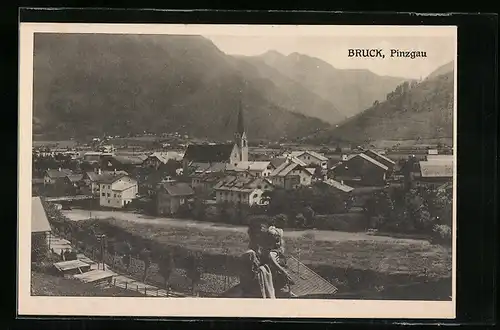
98,168,102,175
58,167,61,172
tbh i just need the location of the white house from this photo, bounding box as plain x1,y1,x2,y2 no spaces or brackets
285,151,329,169
214,175,274,206
269,161,313,189
98,174,138,208
227,161,273,178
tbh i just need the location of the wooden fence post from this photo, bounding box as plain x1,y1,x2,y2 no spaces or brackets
144,287,147,296
125,282,128,289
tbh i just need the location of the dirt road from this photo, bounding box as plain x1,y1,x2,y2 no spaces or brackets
61,209,427,244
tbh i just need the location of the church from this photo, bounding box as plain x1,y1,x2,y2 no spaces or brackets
182,105,248,173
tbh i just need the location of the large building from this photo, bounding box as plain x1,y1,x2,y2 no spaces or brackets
183,104,248,171
98,173,138,208
214,175,273,206
330,153,389,187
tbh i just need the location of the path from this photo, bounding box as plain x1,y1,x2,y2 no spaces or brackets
48,235,187,298
62,209,429,244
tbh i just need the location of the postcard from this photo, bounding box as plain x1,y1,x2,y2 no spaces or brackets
19,22,457,318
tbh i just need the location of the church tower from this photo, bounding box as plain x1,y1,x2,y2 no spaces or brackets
235,101,248,162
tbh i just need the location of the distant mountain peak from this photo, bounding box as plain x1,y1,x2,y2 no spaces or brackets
426,60,454,80
260,50,286,59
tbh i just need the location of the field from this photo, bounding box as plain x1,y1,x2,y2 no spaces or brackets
31,271,144,297
67,212,452,298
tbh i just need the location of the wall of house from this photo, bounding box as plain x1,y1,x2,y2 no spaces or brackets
215,190,251,205
332,156,387,186
157,193,187,215
99,177,138,208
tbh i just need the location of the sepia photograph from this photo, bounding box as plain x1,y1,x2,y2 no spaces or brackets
18,23,457,318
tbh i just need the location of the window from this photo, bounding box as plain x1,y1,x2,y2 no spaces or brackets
114,193,117,198
101,193,105,197
107,200,110,204
107,193,110,197
253,194,258,198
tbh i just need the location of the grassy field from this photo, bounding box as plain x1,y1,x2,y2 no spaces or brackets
31,271,144,297
92,217,451,296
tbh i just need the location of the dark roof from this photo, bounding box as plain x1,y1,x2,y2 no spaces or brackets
160,182,194,196
363,150,396,167
183,144,235,163
270,157,288,169
214,175,273,192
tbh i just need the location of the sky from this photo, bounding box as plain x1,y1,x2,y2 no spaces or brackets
206,35,456,79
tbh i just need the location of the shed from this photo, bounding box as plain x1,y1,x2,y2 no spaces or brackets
53,259,91,276
73,269,115,284
32,197,51,234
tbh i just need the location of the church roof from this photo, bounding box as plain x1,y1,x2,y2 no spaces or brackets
183,144,235,163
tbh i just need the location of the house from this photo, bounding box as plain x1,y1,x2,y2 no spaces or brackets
269,156,307,170
81,169,128,196
214,175,274,206
157,182,195,215
226,161,273,178
44,168,73,185
32,197,52,260
101,155,144,172
143,151,183,169
98,174,138,208
139,171,176,197
83,152,113,163
269,161,313,189
415,160,453,187
54,174,84,195
285,151,329,169
190,171,227,195
329,153,388,187
362,149,396,172
183,105,248,171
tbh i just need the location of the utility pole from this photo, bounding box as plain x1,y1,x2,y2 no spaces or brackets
97,234,106,270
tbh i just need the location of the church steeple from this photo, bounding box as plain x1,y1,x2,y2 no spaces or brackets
235,98,248,162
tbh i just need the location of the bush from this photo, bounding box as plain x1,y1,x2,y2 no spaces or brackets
32,233,49,262
432,224,452,245
271,214,288,228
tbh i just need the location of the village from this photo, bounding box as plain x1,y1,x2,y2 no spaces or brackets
31,106,453,299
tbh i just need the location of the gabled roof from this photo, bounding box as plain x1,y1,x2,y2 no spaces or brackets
227,161,271,172
85,170,128,182
32,197,51,233
189,162,228,174
355,153,389,171
419,161,453,178
66,174,83,183
183,143,235,163
270,161,311,177
323,179,354,193
45,169,73,179
97,173,129,184
53,260,90,272
269,157,288,169
288,150,328,161
214,175,273,192
363,149,396,166
160,182,194,196
148,151,183,163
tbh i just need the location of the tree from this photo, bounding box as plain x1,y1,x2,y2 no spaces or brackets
158,250,176,296
302,206,315,227
294,213,307,228
272,214,288,228
185,252,204,296
139,247,152,282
